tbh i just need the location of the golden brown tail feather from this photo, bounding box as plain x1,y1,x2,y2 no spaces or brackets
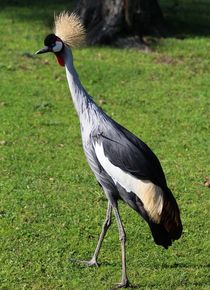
148,187,182,249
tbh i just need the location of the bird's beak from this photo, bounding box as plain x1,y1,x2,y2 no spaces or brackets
35,46,50,55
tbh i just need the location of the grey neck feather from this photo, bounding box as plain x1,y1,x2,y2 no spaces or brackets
62,46,93,118
61,46,107,143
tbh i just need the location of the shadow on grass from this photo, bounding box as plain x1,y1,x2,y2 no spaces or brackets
160,0,210,38
0,0,77,28
1,0,76,9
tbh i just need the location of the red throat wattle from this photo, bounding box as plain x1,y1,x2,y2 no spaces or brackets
55,53,65,67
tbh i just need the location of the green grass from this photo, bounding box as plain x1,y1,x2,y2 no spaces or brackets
0,1,209,289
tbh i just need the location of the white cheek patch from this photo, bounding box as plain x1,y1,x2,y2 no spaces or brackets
94,142,164,223
52,41,63,52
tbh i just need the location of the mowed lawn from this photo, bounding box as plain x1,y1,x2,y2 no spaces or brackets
0,1,209,289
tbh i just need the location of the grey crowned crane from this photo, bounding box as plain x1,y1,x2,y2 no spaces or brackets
36,12,182,289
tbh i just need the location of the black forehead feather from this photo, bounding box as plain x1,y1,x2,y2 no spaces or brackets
44,34,57,46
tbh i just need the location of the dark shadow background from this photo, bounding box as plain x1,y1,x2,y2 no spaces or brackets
161,0,210,37
1,0,210,38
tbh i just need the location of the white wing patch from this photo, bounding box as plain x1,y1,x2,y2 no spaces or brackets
94,142,163,223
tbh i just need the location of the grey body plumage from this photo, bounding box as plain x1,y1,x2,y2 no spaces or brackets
36,13,182,288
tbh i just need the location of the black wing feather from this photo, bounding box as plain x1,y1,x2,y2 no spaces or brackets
96,121,167,188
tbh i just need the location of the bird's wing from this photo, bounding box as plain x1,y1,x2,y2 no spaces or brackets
92,120,182,243
92,121,167,188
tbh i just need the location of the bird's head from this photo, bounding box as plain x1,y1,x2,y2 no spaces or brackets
35,12,86,67
36,34,65,66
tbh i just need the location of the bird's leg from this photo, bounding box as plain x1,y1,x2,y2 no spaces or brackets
111,206,130,289
70,201,112,267
89,201,112,265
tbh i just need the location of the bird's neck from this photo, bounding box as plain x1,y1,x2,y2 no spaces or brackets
63,47,92,117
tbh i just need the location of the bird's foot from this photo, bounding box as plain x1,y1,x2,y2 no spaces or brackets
109,278,130,289
70,257,100,267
